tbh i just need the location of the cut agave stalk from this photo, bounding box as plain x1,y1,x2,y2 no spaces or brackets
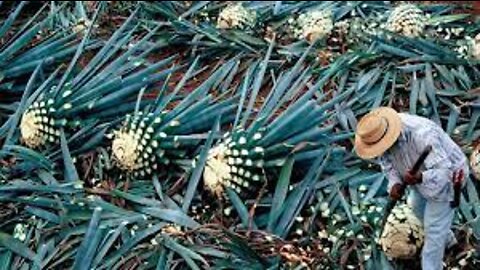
110,58,239,178
18,9,177,151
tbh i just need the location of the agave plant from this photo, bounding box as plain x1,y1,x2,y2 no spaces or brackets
10,10,177,156
189,146,340,267
276,1,393,56
109,57,240,178
139,1,276,62
200,44,352,201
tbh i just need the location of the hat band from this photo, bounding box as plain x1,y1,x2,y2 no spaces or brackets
364,118,389,145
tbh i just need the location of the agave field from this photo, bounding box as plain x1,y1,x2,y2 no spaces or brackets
2,1,480,269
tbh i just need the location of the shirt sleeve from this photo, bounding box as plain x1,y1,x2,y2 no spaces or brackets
379,155,402,194
415,129,453,200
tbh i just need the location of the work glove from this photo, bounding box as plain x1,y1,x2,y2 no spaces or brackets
404,170,422,185
390,183,405,201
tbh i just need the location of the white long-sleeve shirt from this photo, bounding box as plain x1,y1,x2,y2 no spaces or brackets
378,113,468,202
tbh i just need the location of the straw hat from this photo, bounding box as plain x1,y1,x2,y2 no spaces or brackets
355,107,402,159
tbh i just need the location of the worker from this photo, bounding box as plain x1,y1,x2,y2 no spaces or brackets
354,107,468,270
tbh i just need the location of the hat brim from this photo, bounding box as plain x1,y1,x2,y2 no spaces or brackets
354,107,402,160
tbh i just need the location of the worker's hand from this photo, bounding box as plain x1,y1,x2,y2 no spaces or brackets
390,183,405,201
452,169,464,187
404,170,422,185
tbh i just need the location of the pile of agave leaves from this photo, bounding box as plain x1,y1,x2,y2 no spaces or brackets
1,1,480,269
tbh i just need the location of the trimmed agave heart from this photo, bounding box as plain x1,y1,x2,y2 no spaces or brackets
385,4,426,38
380,203,424,259
470,143,480,180
470,34,480,60
292,9,334,44
216,3,257,31
19,98,67,148
204,128,266,197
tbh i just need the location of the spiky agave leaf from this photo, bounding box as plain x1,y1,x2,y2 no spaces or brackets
0,2,82,95
110,58,239,178
48,1,94,33
17,10,177,151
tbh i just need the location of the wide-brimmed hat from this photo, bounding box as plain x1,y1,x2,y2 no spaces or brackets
355,107,402,159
